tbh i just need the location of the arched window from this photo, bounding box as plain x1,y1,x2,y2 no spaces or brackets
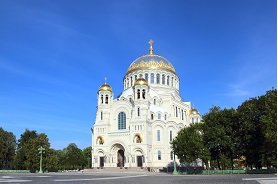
135,75,137,80
176,106,178,117
192,118,194,124
171,77,173,87
131,77,133,86
137,107,140,117
118,112,126,130
162,74,165,84
142,89,146,99
137,89,140,99
151,73,154,84
105,95,108,104
145,73,148,82
167,76,170,85
101,95,103,104
158,150,161,160
157,130,160,141
170,130,173,141
100,111,103,120
156,74,160,84
151,114,154,120
165,114,167,120
158,114,161,120
196,118,199,123
154,99,156,105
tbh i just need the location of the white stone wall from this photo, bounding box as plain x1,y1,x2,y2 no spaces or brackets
92,68,201,168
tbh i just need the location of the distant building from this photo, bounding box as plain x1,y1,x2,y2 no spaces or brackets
91,40,201,169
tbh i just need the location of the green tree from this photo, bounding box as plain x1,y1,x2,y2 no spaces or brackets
172,123,210,165
0,128,16,169
237,89,277,169
83,146,92,168
63,143,85,170
14,129,38,169
23,133,51,170
260,89,277,168
202,106,239,169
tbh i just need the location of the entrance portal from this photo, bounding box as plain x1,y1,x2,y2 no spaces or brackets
137,156,143,167
117,150,124,167
100,157,104,168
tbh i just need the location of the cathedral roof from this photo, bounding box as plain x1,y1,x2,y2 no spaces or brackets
126,40,176,75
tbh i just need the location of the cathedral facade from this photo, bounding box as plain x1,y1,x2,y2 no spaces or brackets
91,40,201,169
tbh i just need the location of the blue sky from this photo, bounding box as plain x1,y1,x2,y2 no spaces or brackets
0,0,276,150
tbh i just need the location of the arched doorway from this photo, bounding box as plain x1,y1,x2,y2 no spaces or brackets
110,143,126,168
117,149,124,167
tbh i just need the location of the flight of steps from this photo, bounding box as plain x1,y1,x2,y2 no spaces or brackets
84,167,150,173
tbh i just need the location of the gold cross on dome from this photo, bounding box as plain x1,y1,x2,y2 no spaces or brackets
148,39,154,55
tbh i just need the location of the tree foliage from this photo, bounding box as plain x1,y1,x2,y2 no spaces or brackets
202,106,239,169
172,123,210,165
0,128,16,169
237,89,277,169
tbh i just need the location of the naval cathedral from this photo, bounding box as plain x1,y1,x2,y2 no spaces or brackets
91,40,201,170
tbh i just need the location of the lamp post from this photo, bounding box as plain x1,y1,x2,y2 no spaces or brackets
173,153,178,175
38,146,45,173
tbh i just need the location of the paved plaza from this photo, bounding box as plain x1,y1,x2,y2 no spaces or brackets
0,172,276,184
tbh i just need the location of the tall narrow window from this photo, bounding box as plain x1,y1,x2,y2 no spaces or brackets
151,114,154,120
170,151,173,160
171,77,173,87
156,74,160,84
142,89,146,99
165,114,167,120
137,89,140,99
176,106,178,117
137,107,140,117
100,111,103,120
145,73,148,82
162,74,165,84
151,73,154,84
170,130,173,141
135,75,137,80
158,114,161,120
182,110,184,120
158,151,161,160
118,112,126,130
101,95,103,104
196,118,199,123
105,95,108,104
154,99,156,105
192,118,194,124
167,76,170,85
131,77,133,86
157,130,160,141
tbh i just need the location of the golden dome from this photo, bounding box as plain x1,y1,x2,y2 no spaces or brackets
189,108,200,115
134,78,148,86
99,83,112,92
126,40,176,75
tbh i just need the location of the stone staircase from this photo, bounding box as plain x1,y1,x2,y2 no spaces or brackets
85,167,150,173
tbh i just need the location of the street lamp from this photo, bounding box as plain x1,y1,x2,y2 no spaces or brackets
173,152,178,175
38,146,45,173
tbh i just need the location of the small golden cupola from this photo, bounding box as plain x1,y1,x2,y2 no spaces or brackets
134,78,148,86
189,108,200,115
98,77,112,92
